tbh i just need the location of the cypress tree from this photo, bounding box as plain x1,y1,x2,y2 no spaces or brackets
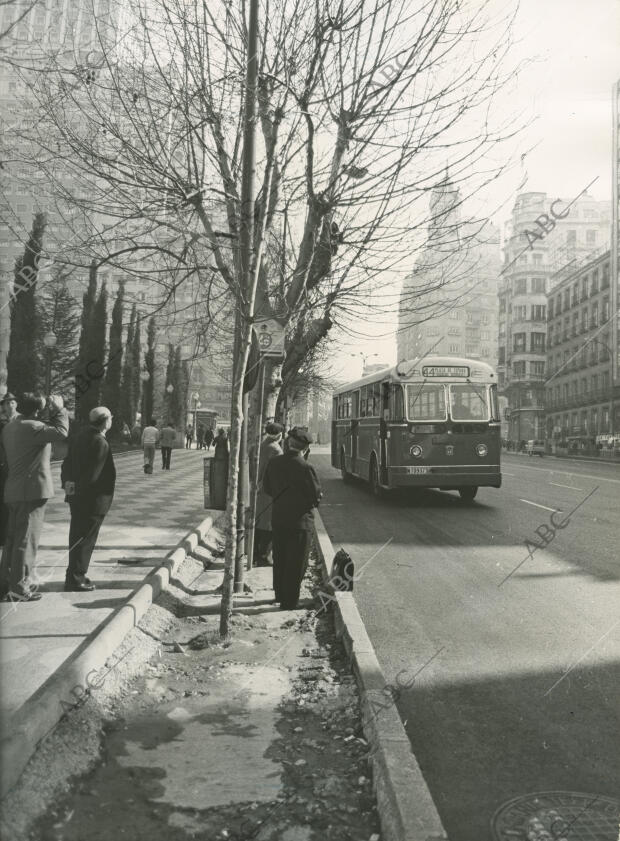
75,261,98,416
79,281,107,420
140,316,156,424
172,345,184,428
37,267,80,402
102,280,124,434
7,212,47,395
120,304,136,428
131,314,141,425
163,343,175,423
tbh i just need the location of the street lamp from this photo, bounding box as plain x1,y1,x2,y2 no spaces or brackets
191,391,200,442
351,351,379,376
43,331,57,394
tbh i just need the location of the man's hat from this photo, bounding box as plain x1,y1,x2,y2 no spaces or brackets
1,392,16,403
288,426,313,447
265,422,283,436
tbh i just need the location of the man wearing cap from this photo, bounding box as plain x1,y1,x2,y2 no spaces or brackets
0,393,69,601
62,407,116,592
0,393,20,548
252,422,284,567
262,427,322,609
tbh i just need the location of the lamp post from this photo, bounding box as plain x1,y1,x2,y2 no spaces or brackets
191,391,200,443
43,331,57,394
139,370,150,426
351,351,378,377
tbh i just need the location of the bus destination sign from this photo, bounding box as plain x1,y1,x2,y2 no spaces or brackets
422,365,470,378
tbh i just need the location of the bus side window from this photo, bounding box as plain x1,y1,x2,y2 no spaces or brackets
390,385,404,420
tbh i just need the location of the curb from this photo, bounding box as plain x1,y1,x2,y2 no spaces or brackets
313,512,447,841
0,512,222,800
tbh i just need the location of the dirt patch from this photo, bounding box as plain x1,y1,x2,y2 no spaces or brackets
1,545,381,841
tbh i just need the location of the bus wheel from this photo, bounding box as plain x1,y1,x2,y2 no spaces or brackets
458,486,478,502
340,451,352,483
370,457,382,497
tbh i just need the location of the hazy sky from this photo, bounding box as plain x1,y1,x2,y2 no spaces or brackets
331,0,619,383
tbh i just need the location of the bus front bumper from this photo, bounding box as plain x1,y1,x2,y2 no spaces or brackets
388,465,502,489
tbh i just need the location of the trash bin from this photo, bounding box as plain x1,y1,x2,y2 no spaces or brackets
206,453,228,510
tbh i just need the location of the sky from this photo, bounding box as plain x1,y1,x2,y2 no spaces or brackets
329,0,620,384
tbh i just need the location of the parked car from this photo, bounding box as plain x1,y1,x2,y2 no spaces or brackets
525,439,545,456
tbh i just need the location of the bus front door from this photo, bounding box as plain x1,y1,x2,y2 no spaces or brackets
350,419,359,474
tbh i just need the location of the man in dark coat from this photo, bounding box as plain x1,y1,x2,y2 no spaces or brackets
262,427,322,610
252,422,283,567
0,393,69,601
204,427,214,450
62,407,116,592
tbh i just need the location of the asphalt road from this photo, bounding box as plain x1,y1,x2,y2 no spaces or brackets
312,450,620,840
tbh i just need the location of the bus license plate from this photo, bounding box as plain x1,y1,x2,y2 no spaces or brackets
408,466,429,475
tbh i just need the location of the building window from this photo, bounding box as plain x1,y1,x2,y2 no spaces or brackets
514,305,527,321
531,361,545,377
563,289,570,310
591,270,599,294
602,298,610,321
448,326,460,335
498,347,505,364
481,313,489,325
531,304,546,321
581,277,588,300
513,333,526,352
530,333,545,353
481,330,490,340
531,277,545,294
602,263,610,288
586,230,596,245
448,310,461,320
571,283,578,306
580,308,588,331
513,361,526,377
448,344,460,353
590,304,598,328
533,253,543,265
548,299,554,319
514,278,527,294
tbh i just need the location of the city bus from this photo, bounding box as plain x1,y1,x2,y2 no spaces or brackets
331,356,501,501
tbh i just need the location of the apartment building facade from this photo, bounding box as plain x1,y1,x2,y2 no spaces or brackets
545,250,618,444
398,180,501,368
497,191,609,443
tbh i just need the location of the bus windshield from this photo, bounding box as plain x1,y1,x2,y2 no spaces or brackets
449,383,489,421
406,383,447,421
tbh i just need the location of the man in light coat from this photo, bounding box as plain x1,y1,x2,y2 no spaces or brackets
252,422,283,567
0,393,69,601
141,418,159,474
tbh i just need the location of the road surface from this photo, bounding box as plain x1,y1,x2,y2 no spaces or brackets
313,450,620,840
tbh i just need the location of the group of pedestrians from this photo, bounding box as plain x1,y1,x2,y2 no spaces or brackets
142,421,221,473
184,424,215,450
0,392,115,602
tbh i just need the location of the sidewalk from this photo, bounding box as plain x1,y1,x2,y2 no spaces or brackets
1,524,383,841
0,448,211,727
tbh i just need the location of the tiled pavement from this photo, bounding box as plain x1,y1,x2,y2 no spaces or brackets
0,447,213,727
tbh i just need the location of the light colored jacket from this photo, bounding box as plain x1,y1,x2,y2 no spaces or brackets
141,426,159,447
1,410,69,503
255,437,283,531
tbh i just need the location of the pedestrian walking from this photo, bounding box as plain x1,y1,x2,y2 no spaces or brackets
0,393,19,548
204,427,214,450
262,427,322,610
0,394,69,601
196,424,205,450
142,419,159,473
160,421,176,470
252,423,283,567
185,424,193,449
62,407,116,592
214,427,228,457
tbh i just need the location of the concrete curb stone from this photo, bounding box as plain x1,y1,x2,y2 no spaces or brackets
313,511,447,841
0,512,223,799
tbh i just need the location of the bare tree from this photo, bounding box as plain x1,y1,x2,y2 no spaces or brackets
4,0,528,635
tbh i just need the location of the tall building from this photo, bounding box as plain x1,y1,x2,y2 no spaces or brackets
497,191,610,443
398,179,501,369
545,250,617,445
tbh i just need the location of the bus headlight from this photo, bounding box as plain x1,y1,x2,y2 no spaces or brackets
476,443,488,457
410,444,423,458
